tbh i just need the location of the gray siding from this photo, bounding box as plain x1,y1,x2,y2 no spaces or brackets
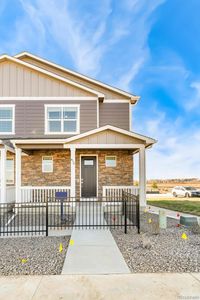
99,103,129,130
0,100,97,138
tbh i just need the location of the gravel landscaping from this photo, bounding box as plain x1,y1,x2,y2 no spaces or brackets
0,236,70,275
112,213,200,273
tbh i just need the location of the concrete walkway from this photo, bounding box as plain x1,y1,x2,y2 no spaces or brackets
0,273,200,300
62,202,130,274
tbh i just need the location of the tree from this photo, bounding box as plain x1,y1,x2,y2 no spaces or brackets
152,181,158,189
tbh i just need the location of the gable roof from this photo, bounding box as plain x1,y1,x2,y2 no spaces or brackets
0,54,104,99
10,125,156,148
63,125,156,146
15,51,140,104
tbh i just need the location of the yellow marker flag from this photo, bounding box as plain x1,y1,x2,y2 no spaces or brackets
21,258,27,264
69,239,74,246
181,233,188,240
148,218,152,224
59,243,63,253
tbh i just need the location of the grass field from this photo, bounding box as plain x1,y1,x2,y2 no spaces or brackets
147,200,200,216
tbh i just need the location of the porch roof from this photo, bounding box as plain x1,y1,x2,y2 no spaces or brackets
10,125,156,150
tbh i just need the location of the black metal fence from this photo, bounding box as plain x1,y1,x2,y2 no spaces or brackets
0,192,140,237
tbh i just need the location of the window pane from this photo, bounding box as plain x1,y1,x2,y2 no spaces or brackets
0,120,12,132
6,159,14,184
63,107,77,119
106,156,116,167
0,108,12,119
64,120,77,132
47,107,61,119
42,157,53,173
84,160,94,166
48,120,61,132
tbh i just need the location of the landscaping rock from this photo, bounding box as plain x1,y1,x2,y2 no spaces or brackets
111,213,200,273
0,236,70,275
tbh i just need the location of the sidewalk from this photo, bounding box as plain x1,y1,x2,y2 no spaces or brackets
148,205,199,220
0,273,199,300
62,202,130,274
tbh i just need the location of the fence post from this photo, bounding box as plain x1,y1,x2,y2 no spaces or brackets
46,202,49,236
124,199,127,234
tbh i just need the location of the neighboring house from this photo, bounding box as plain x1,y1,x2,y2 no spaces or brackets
0,52,156,206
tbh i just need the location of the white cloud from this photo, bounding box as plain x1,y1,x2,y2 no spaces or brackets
134,109,200,179
187,81,200,110
21,0,113,76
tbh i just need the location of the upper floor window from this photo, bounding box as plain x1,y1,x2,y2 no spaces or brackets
0,105,15,134
45,105,80,134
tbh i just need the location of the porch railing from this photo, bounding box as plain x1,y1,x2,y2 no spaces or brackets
20,186,71,203
103,186,139,199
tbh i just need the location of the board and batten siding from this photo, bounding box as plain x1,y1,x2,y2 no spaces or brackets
99,103,129,130
20,56,130,100
0,100,97,138
0,60,94,97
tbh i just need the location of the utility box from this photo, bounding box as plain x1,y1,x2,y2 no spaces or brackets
159,210,167,229
180,216,198,227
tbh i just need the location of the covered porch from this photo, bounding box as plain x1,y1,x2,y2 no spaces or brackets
0,126,156,206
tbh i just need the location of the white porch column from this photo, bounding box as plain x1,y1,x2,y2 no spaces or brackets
139,145,146,207
15,148,22,203
70,146,76,198
0,148,7,203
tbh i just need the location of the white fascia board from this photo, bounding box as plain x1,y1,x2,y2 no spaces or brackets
11,139,65,146
0,55,104,99
64,144,143,149
0,97,97,101
14,51,139,102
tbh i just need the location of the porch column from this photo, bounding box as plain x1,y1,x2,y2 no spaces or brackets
15,148,22,203
70,146,76,198
0,148,7,203
139,145,146,207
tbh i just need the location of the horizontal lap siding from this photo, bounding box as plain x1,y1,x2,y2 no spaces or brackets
0,100,97,138
99,103,129,130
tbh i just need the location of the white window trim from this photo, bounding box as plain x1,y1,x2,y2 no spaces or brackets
0,105,15,135
42,156,53,173
44,104,80,135
105,156,117,167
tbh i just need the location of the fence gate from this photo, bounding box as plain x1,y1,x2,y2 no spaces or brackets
0,192,140,237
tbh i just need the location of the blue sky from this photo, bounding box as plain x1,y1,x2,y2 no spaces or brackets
0,0,200,179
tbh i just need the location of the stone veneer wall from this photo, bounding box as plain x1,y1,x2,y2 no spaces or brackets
76,150,133,198
21,149,133,196
22,149,71,186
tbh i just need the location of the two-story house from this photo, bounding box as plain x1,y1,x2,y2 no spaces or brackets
0,52,156,206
